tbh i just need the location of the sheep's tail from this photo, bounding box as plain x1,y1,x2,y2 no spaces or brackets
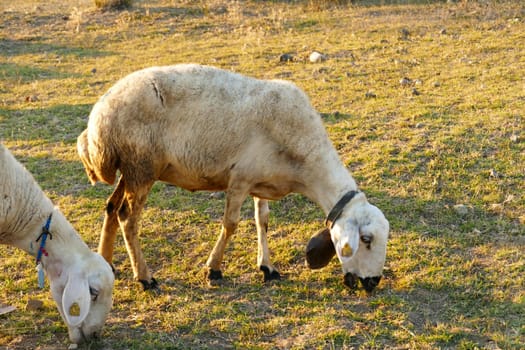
77,129,118,185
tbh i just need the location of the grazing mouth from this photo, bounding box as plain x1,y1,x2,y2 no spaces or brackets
72,326,99,344
343,273,382,292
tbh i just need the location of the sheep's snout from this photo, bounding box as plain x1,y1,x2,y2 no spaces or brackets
68,327,85,345
69,323,103,344
343,272,358,289
88,330,99,340
82,327,100,340
360,276,381,293
343,274,381,292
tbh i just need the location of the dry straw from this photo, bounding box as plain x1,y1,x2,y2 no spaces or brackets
94,0,132,10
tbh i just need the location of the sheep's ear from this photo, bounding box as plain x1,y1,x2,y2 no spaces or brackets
306,228,336,269
62,271,91,327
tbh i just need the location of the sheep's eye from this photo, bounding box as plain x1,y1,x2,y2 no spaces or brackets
360,235,372,244
360,234,373,249
89,286,99,302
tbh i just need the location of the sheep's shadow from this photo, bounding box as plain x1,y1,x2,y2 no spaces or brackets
0,62,78,83
0,38,113,58
0,104,92,144
320,111,353,124
2,150,94,195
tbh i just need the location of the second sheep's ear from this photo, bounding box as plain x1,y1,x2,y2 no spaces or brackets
306,228,336,269
62,270,91,327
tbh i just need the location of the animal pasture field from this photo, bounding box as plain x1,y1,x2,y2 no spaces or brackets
0,0,523,349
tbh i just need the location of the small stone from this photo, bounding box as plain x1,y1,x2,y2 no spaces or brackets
68,344,78,350
26,299,44,311
453,204,469,216
489,169,501,178
209,192,225,199
433,81,441,87
211,5,227,15
0,304,16,315
275,71,293,79
279,53,294,62
309,51,327,63
509,134,518,142
400,77,412,86
490,203,504,212
91,68,97,74
365,91,377,98
503,194,514,204
313,67,329,75
25,95,39,103
439,28,447,35
412,88,420,96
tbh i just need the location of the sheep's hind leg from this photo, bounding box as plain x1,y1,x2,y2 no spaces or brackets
99,176,125,273
254,197,280,281
206,185,248,283
118,181,159,291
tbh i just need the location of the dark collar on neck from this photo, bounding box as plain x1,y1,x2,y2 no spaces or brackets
325,190,359,229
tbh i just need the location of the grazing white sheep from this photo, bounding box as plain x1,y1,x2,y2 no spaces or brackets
77,64,389,292
0,143,114,343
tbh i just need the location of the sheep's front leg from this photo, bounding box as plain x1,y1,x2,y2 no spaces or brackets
98,176,125,268
254,197,280,281
206,186,247,282
118,182,157,291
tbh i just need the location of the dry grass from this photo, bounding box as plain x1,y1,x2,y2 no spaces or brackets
0,0,524,349
94,0,133,11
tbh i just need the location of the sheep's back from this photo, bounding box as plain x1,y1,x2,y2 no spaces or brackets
85,64,334,190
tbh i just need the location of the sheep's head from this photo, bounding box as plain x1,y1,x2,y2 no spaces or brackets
306,192,389,292
49,253,114,343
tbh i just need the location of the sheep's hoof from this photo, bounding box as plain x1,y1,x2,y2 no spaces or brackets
260,266,281,282
207,269,224,287
208,269,223,280
343,273,358,289
359,276,381,293
139,277,160,292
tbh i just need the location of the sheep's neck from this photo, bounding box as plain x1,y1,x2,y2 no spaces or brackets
303,156,359,216
12,207,90,282
1,148,89,283
6,199,56,256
